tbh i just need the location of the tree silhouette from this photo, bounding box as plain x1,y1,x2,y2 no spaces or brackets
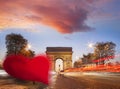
94,42,116,64
82,53,94,64
5,33,35,57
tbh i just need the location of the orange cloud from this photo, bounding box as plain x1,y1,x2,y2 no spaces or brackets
0,0,113,33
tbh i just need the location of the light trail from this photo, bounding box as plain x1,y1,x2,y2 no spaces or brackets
64,65,120,72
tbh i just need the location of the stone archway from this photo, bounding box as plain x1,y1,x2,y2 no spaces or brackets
46,47,73,72
55,58,63,72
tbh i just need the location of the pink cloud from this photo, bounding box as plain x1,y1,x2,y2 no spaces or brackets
0,0,114,33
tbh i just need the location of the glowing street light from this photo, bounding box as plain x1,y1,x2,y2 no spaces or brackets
26,44,31,50
27,44,31,49
88,43,94,48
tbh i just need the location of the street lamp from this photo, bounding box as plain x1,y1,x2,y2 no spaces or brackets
88,43,96,66
26,44,31,50
27,44,31,49
88,43,94,48
87,43,94,66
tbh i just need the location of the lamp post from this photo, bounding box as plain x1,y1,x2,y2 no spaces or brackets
88,43,94,66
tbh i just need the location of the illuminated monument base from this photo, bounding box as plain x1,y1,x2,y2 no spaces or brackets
46,47,73,72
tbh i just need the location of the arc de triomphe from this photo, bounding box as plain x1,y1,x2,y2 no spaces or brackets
46,47,73,72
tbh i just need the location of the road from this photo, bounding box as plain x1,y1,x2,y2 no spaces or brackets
0,70,120,89
50,72,120,89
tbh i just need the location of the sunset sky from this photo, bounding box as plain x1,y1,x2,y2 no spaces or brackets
0,0,120,62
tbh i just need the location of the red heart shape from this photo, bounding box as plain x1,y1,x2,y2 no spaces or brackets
3,55,50,85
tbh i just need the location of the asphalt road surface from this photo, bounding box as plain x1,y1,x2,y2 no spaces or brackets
0,70,120,89
51,72,120,89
